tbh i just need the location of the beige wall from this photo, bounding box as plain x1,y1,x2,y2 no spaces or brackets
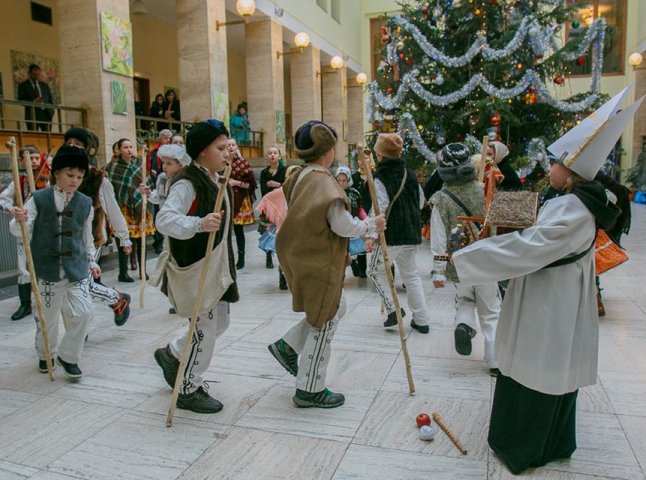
227,51,247,114
131,14,179,105
0,0,61,124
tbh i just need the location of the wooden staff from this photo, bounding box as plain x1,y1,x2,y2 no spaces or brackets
139,146,149,308
432,412,467,455
167,163,233,427
7,138,55,381
358,146,415,395
477,135,490,184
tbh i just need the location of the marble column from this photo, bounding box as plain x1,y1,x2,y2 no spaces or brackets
290,46,322,131
58,0,136,163
246,20,286,153
347,82,365,148
176,0,229,122
321,65,348,164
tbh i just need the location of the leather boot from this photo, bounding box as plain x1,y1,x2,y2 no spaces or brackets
118,248,134,283
597,292,606,317
11,283,32,320
236,250,245,270
279,269,288,290
266,251,274,269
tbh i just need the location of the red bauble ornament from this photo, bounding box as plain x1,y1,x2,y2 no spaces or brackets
491,113,501,126
554,75,565,85
421,5,429,13
405,57,412,65
576,55,586,66
399,53,405,59
416,413,432,428
381,34,391,45
386,87,393,94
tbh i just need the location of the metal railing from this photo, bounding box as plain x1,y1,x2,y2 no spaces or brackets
0,98,87,135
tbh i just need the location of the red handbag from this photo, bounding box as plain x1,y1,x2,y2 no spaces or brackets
595,229,628,275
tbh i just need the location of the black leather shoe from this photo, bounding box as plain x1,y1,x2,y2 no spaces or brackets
266,252,274,269
411,319,429,334
118,274,134,283
293,388,345,408
11,303,32,321
154,345,179,388
384,308,406,328
38,358,55,373
11,284,32,320
454,323,476,356
57,357,82,378
177,387,223,413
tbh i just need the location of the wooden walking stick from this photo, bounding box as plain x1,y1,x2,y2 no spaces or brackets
166,163,233,427
477,135,489,184
358,146,415,395
7,138,55,381
433,412,468,455
139,146,149,308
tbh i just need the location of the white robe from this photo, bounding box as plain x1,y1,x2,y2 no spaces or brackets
453,194,598,395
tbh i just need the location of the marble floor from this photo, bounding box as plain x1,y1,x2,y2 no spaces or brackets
1,204,645,480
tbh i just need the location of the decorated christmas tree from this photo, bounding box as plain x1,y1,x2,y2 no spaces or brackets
367,0,608,175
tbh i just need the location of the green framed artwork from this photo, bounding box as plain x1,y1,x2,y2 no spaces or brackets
111,80,127,115
101,11,133,77
275,110,286,143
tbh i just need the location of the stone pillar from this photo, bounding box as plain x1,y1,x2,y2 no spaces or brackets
631,61,646,166
58,0,136,163
347,82,365,147
290,46,321,131
321,65,348,164
177,0,229,123
246,20,286,153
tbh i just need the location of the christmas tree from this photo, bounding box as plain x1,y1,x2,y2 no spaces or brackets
367,0,608,175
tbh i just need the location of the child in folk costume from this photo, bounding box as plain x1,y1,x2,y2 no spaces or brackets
66,128,132,326
269,121,385,408
334,165,368,278
259,146,287,269
9,146,98,378
366,133,431,334
255,165,299,290
1,145,48,320
227,138,257,270
430,143,501,375
153,119,239,414
451,91,639,473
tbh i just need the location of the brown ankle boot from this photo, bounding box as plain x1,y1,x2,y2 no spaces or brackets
597,292,606,317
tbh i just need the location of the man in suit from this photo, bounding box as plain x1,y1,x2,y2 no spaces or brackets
17,64,54,131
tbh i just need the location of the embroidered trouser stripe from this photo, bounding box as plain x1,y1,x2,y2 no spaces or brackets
367,244,395,313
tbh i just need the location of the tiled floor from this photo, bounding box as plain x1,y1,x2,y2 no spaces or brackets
1,205,645,480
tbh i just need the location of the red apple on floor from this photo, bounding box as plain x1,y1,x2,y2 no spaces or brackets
416,413,431,428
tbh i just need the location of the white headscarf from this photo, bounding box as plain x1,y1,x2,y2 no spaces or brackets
490,141,510,164
158,144,191,166
335,165,353,187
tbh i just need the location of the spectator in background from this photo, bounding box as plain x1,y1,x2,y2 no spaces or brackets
160,89,181,132
149,93,165,131
230,103,250,146
171,133,184,146
17,64,54,132
147,129,173,254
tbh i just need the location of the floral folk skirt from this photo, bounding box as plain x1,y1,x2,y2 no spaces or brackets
120,205,155,239
233,194,256,226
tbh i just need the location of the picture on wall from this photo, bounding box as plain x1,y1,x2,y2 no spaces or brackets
11,50,61,103
111,80,127,115
213,91,230,127
101,11,134,77
275,110,286,143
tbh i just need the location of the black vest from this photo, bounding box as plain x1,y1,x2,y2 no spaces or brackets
168,164,239,303
374,158,422,246
31,187,92,282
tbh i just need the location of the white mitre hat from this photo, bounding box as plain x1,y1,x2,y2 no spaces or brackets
548,85,645,180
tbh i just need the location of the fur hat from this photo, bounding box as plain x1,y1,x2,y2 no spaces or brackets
51,145,89,175
335,165,353,187
64,127,90,149
438,143,475,185
186,119,229,160
374,133,404,159
158,144,191,167
294,120,337,162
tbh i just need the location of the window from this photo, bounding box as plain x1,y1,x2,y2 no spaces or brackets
331,0,341,23
316,0,328,13
568,0,626,75
31,2,53,26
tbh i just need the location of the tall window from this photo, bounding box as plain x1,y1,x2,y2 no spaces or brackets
316,0,328,13
331,0,341,23
568,0,626,75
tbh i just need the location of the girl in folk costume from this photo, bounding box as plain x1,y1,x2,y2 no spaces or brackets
1,145,48,320
104,138,155,282
255,165,300,290
259,146,287,269
227,138,257,270
269,121,385,408
366,133,431,334
65,127,132,326
153,119,239,414
430,143,501,375
10,146,98,378
451,91,640,473
334,165,368,278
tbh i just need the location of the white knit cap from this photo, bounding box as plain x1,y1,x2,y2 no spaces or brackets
158,144,191,167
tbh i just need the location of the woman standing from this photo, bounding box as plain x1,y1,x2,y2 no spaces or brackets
227,138,257,270
104,138,155,282
259,146,286,268
149,93,165,131
160,89,181,132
